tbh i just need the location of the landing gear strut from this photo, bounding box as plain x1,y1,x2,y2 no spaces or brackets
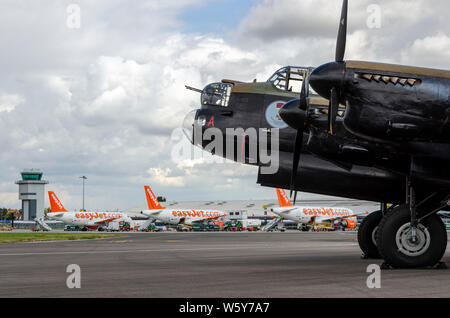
376,180,449,268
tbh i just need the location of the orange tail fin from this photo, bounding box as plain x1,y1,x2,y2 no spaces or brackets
276,189,293,207
144,186,163,210
48,191,68,212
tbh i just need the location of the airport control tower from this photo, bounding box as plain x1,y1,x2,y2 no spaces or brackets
15,169,49,221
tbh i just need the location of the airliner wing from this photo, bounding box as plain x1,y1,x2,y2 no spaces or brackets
95,217,119,225
194,215,223,222
325,211,368,222
49,213,64,218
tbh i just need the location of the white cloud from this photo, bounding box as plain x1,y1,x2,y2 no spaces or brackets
401,33,450,68
236,0,450,68
0,93,24,113
147,167,185,187
0,192,18,207
0,0,449,210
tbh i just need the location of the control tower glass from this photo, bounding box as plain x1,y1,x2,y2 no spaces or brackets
21,173,43,181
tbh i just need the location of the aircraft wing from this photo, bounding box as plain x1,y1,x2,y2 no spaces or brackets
49,213,64,218
272,207,297,216
325,211,368,222
192,215,224,223
94,217,119,225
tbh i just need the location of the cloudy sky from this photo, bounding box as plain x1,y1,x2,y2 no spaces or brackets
1,0,449,210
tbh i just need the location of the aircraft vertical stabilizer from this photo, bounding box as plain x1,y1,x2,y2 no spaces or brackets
48,191,68,213
276,189,293,207
144,186,163,210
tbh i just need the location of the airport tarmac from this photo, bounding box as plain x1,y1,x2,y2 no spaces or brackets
0,231,449,298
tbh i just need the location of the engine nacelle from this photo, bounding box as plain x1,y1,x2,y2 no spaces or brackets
341,219,357,229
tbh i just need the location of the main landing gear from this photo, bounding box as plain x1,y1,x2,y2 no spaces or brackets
358,182,449,268
357,209,382,259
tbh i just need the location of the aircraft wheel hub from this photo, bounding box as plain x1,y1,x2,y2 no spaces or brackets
396,223,430,257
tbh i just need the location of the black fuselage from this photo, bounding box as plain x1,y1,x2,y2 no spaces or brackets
185,78,407,203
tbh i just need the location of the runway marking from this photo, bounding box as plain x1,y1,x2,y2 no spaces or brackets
0,243,358,257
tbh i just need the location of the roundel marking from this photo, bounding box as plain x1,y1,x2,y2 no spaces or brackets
265,101,288,129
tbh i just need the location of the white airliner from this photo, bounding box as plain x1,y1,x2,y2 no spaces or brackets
141,185,227,226
46,191,132,230
271,189,364,230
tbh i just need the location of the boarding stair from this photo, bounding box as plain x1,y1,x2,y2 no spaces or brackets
34,218,52,231
262,217,282,232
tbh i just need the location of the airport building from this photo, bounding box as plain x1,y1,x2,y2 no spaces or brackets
15,169,48,221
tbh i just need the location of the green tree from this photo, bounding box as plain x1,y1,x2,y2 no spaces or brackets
0,208,7,220
157,196,166,202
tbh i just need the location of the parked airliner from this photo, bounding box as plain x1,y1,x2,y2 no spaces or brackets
141,185,227,226
271,189,364,230
46,191,132,230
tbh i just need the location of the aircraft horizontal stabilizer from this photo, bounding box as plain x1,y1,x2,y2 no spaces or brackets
141,210,162,217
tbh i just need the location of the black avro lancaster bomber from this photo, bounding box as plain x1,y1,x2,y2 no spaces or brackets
184,0,449,269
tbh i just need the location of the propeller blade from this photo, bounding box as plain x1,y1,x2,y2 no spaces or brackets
299,71,310,111
289,69,312,202
290,129,303,197
335,0,348,62
299,77,307,109
304,70,310,98
328,87,339,135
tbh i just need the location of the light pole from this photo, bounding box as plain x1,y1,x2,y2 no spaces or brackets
80,176,87,211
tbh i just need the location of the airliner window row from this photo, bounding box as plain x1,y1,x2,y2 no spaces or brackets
302,208,349,216
171,211,221,218
74,212,122,220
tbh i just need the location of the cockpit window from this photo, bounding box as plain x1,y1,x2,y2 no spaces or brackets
201,83,232,107
268,66,316,94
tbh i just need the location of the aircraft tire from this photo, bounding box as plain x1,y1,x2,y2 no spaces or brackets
357,210,382,259
376,206,447,268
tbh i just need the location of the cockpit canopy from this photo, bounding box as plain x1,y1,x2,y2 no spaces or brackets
201,82,232,107
268,66,315,94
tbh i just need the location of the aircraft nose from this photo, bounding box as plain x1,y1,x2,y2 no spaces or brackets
309,62,346,99
182,109,199,144
279,99,306,130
